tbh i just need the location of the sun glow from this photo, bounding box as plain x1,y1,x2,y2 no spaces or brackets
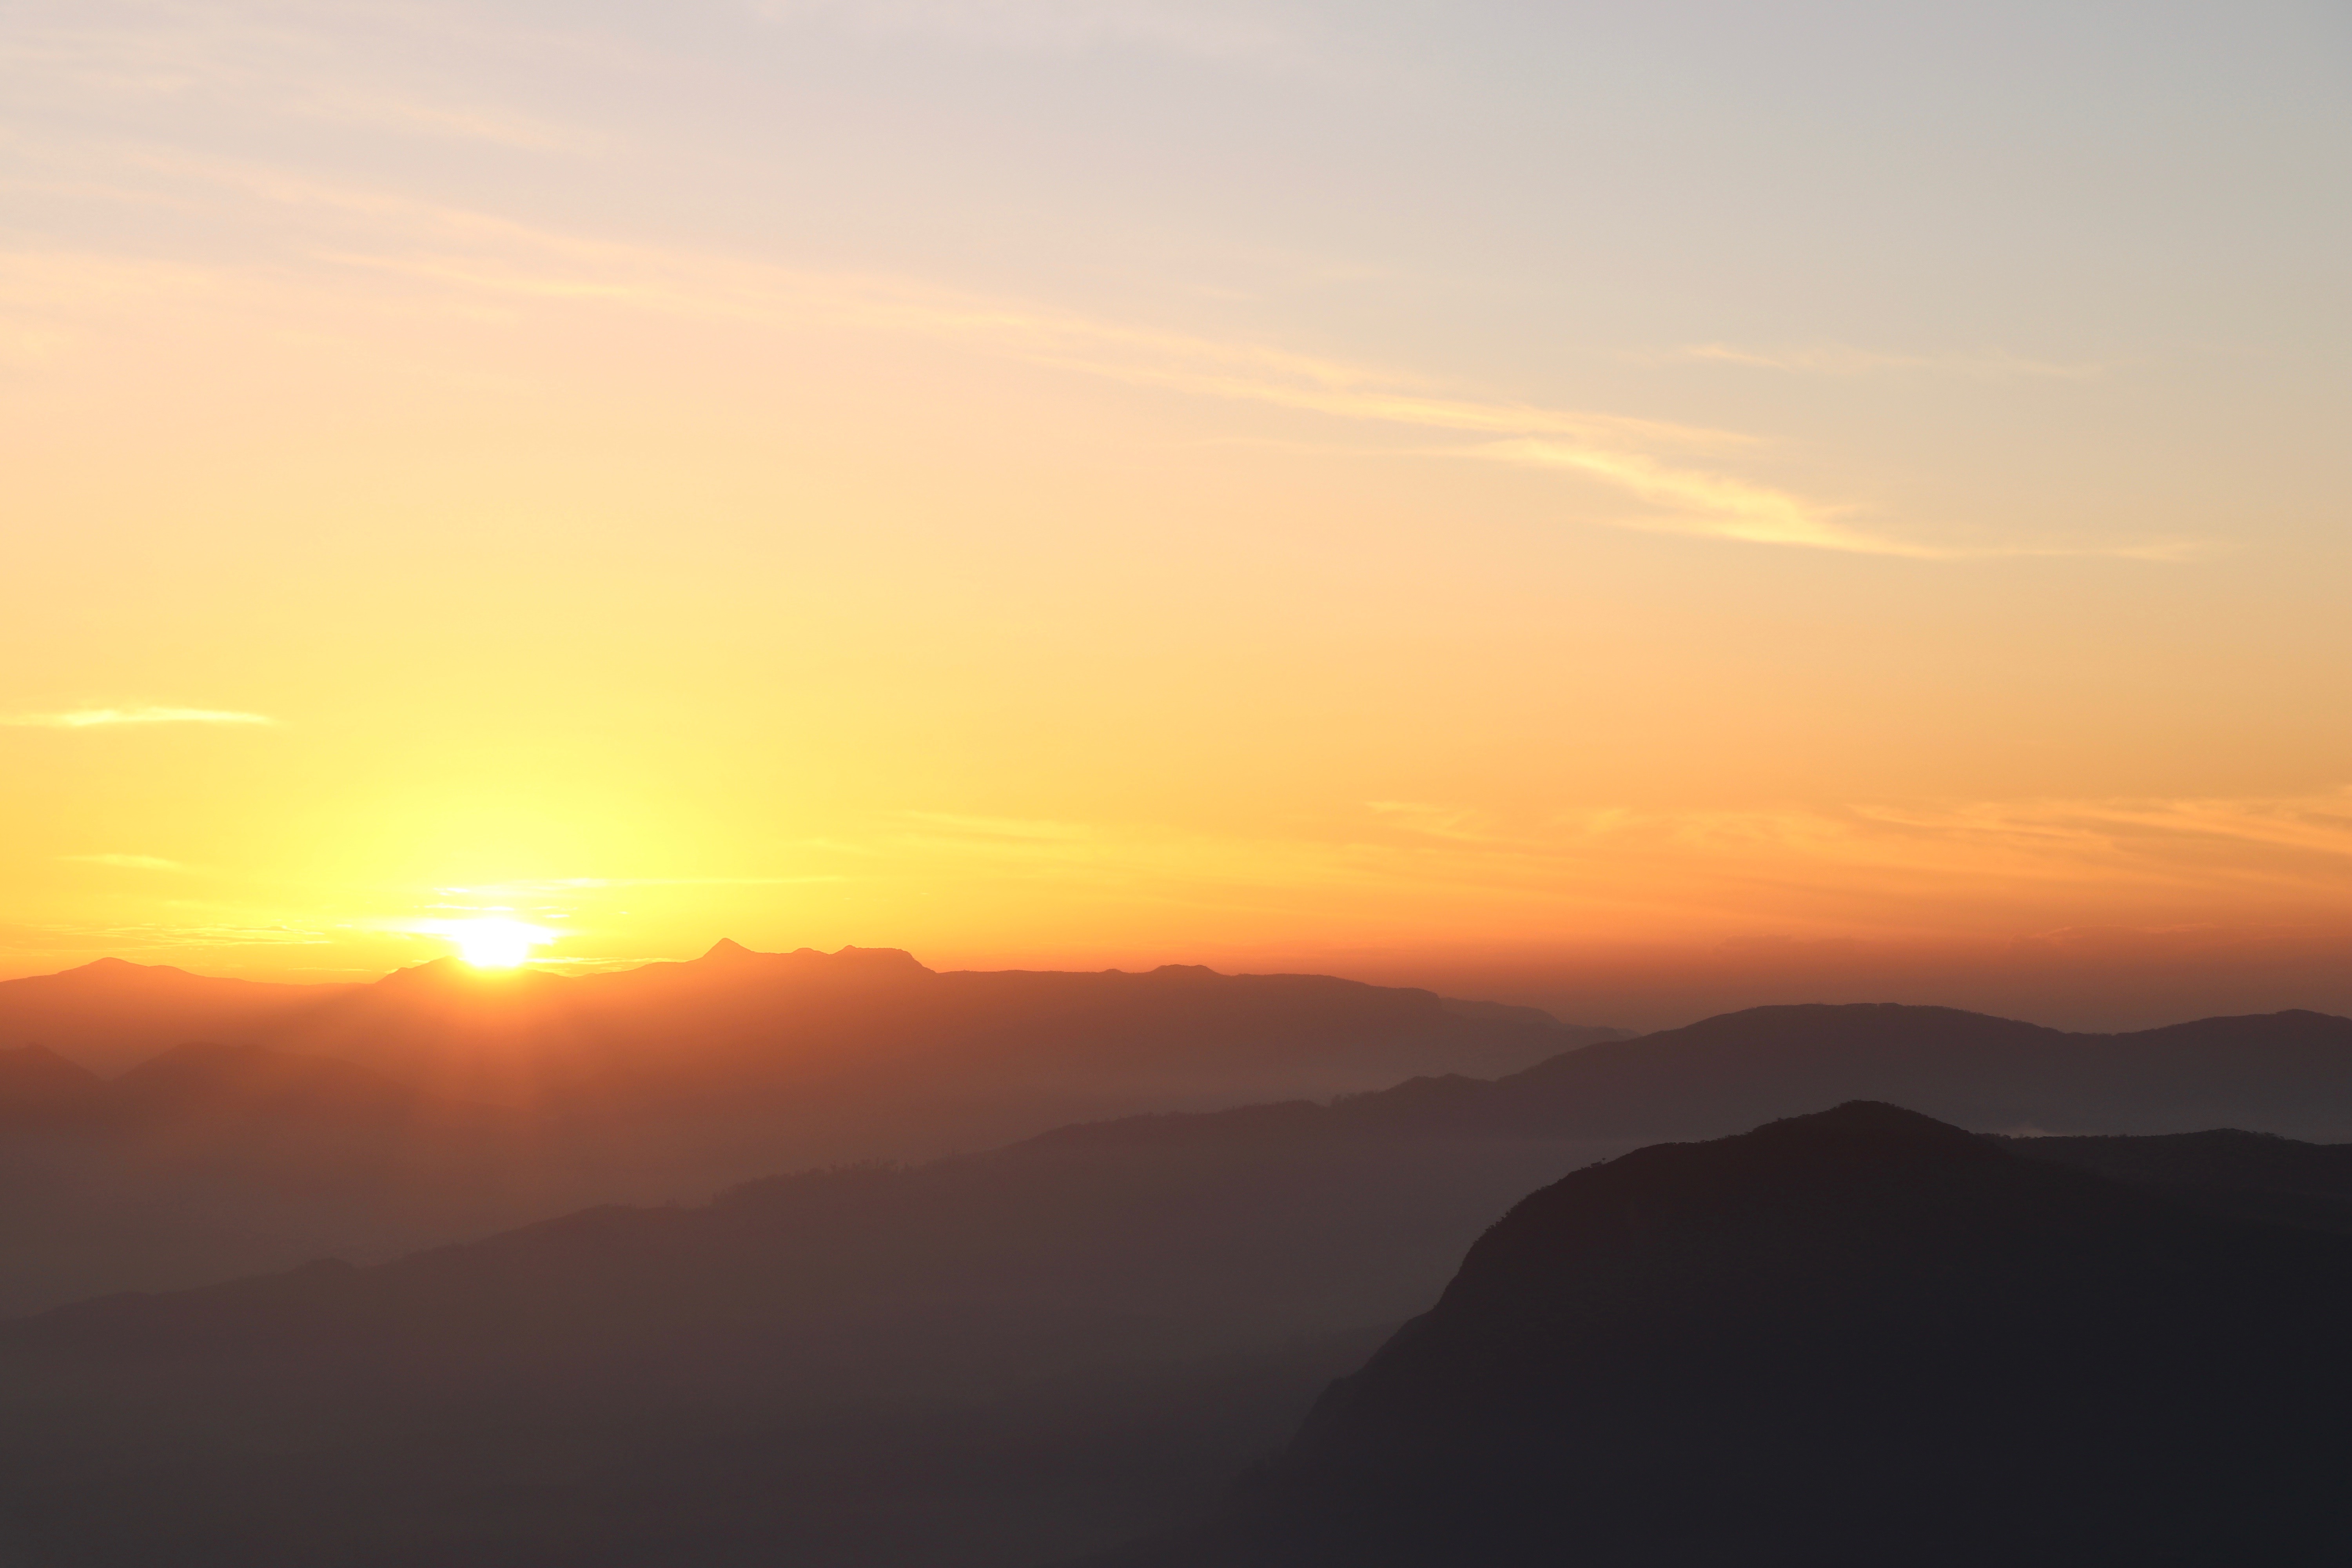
443,918,555,969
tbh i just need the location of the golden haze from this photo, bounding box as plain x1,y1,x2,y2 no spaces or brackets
4,3,2348,1030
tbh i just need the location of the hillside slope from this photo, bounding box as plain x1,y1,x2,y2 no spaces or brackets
1105,1103,2352,1565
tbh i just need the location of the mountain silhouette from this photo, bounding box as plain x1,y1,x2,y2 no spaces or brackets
1055,1001,2352,1149
260,942,1606,1123
4,946,1614,1150
0,946,1618,1317
1095,1103,2352,1566
9,966,2352,1563
8,1098,2352,1566
4,986,2346,1326
0,958,359,1075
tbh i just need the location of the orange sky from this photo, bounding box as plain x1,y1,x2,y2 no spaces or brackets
4,1,2348,1024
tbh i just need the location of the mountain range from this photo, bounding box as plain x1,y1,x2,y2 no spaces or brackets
2,944,1602,1103
6,954,2352,1564
9,1064,2352,1563
0,944,1610,1315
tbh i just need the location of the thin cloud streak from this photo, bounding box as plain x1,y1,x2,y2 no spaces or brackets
60,853,187,871
1474,438,1925,558
15,154,2198,562
1679,343,2107,381
3,707,278,728
166,168,1893,554
747,0,1297,62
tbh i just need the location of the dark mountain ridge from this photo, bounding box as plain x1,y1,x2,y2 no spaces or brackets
1107,1102,2352,1566
1044,1001,2352,1150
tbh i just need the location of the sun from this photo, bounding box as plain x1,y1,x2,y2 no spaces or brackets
445,917,553,969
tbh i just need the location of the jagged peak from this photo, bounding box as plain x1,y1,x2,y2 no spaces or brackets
690,941,929,977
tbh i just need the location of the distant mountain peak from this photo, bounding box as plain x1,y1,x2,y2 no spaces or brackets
1763,1098,1990,1141
58,956,191,981
828,946,932,976
702,938,757,961
376,956,554,991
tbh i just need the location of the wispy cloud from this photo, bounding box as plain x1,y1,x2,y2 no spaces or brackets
747,0,1295,61
1677,343,2107,381
5,152,2192,563
1471,438,1925,557
60,853,187,871
2,706,278,728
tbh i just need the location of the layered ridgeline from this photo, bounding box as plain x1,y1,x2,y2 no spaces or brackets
10,1100,2352,1565
1099,1104,2352,1567
0,944,1602,1103
0,944,1609,1314
6,968,2352,1564
1,982,2349,1320
1082,1000,2352,1146
3,972,2347,1328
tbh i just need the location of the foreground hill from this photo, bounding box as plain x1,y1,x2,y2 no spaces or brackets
8,1096,2352,1566
1102,1103,2352,1566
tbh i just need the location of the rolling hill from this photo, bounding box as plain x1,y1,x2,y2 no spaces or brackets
1100,1103,2352,1565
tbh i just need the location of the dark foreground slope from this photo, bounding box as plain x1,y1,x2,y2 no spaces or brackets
1107,1103,2352,1567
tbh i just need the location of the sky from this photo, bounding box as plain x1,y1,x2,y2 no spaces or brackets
3,0,2349,1027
